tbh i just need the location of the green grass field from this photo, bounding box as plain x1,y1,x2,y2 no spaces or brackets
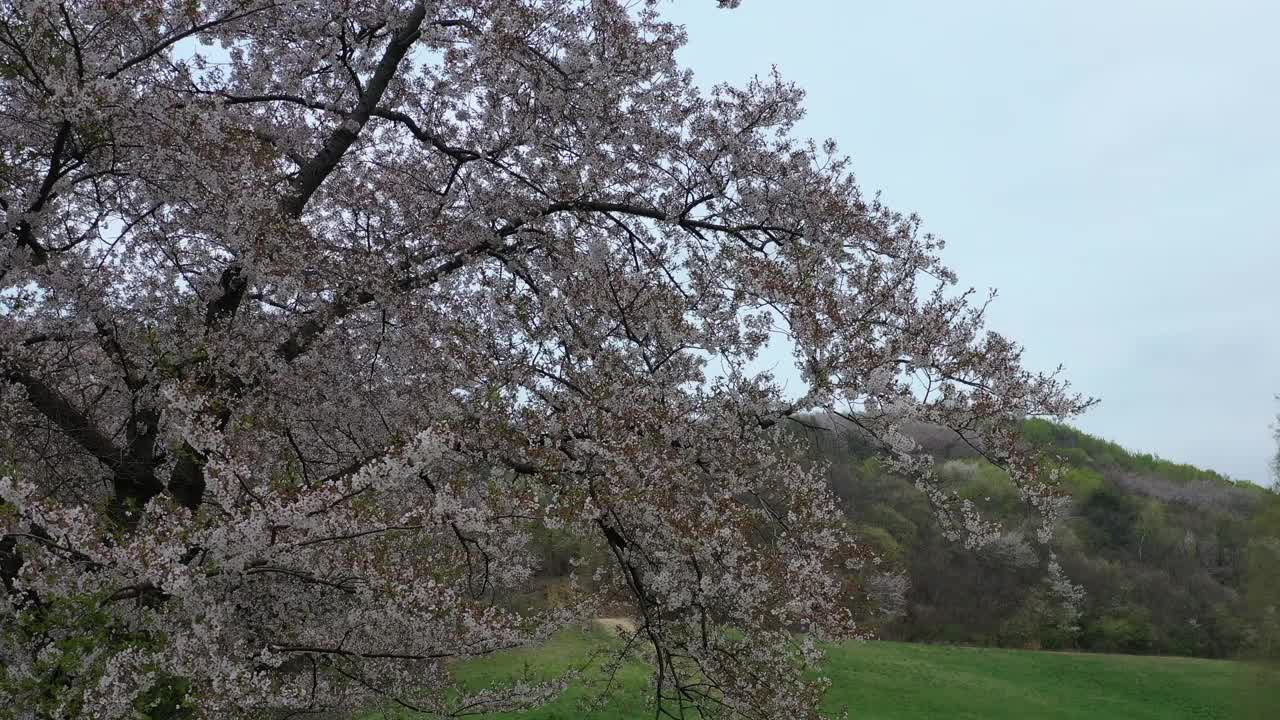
371,627,1280,720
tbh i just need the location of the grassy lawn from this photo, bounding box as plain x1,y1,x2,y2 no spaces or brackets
821,641,1276,720
367,627,1280,720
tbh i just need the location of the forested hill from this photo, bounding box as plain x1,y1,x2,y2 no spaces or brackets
793,417,1280,658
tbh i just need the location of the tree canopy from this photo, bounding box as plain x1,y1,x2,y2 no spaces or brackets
0,1,1086,717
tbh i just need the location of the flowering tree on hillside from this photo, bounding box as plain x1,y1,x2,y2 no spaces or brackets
0,1,1088,717
1270,398,1279,485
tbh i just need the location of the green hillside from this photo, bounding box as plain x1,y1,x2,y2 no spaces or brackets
789,417,1280,658
371,627,1279,720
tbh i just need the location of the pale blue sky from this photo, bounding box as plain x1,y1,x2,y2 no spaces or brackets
665,1,1280,483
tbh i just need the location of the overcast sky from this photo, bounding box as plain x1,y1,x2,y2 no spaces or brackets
664,1,1280,484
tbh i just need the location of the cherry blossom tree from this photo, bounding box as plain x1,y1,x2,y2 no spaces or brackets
0,1,1089,717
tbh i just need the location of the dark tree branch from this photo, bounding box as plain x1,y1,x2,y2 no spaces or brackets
0,361,123,474
103,3,275,80
282,1,428,218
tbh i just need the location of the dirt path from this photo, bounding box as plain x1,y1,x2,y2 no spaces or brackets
594,617,638,634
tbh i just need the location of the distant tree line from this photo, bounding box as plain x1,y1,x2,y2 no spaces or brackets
784,417,1280,659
